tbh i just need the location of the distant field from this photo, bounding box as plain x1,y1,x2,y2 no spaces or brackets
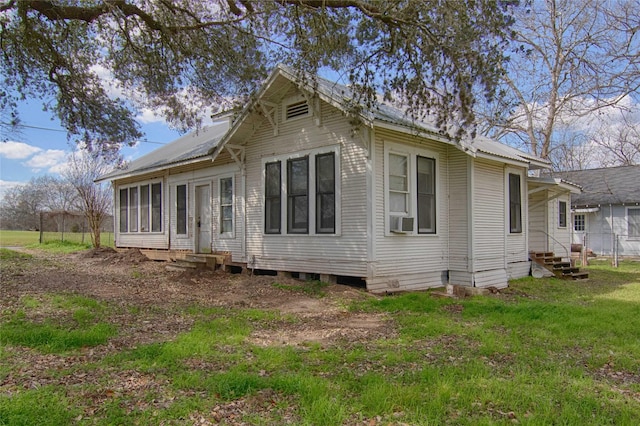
0,230,114,248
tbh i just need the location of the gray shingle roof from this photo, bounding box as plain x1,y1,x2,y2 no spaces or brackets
99,121,229,181
553,165,640,206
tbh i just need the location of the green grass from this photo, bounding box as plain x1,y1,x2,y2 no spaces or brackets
1,258,640,424
0,230,114,248
0,294,116,353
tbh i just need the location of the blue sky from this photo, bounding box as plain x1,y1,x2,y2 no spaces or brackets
0,99,183,199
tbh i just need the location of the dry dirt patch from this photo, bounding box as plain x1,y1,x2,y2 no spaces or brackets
1,248,395,351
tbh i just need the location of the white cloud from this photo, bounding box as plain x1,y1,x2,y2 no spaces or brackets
0,141,42,159
136,108,167,124
0,179,25,201
24,149,67,172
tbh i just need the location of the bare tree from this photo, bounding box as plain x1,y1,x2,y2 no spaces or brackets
63,151,112,248
480,0,640,167
0,175,61,230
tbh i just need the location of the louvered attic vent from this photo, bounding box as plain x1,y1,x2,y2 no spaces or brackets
285,101,309,120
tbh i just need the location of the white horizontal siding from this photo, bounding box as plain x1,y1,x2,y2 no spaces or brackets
372,129,450,282
471,160,505,271
528,190,547,253
473,269,508,288
448,148,469,271
507,261,531,279
366,271,446,293
242,98,369,276
212,171,243,262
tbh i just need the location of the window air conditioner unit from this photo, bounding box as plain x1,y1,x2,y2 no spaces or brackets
391,216,414,234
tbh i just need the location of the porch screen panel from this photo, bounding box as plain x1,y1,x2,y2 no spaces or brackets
151,183,162,232
176,184,187,235
417,156,436,234
129,187,138,232
140,185,150,232
287,157,309,234
509,173,522,233
265,161,281,234
119,188,128,233
316,152,335,233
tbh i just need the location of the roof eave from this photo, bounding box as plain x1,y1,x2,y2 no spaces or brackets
96,155,211,183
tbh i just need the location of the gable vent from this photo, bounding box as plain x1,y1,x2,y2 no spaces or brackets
285,101,309,120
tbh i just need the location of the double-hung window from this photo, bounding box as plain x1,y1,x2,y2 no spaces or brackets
628,208,640,239
386,145,437,235
264,149,338,235
558,200,567,228
316,152,335,233
176,184,187,235
287,157,309,234
388,153,409,215
265,161,282,234
508,173,522,233
220,177,233,235
119,182,162,233
417,156,436,233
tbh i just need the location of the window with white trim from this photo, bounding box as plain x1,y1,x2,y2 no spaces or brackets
220,177,234,236
385,144,437,234
264,148,338,235
628,208,640,239
287,156,309,234
265,161,282,234
118,182,162,233
558,200,567,228
176,184,187,235
508,173,522,233
388,153,409,215
417,156,436,234
316,152,335,233
574,214,585,232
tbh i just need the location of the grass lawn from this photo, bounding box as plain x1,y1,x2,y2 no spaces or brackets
1,252,639,425
0,230,114,248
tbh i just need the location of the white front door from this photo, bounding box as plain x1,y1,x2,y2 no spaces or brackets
195,185,211,253
572,213,586,246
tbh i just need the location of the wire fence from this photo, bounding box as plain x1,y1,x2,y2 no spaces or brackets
39,230,114,247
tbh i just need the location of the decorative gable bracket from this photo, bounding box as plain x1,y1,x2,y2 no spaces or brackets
225,144,245,170
258,100,278,136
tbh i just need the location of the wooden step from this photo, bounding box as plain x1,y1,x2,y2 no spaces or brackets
571,272,589,280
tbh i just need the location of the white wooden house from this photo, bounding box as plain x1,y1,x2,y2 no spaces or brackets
100,65,568,292
555,165,640,257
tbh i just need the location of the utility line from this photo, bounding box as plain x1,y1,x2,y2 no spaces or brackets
1,121,167,145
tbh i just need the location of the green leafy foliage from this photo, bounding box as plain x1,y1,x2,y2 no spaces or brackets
1,1,516,153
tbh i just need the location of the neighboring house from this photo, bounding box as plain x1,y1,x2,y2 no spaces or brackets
99,65,567,292
554,165,640,257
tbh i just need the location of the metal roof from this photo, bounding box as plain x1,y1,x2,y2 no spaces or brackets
101,65,549,181
273,65,550,168
99,121,229,181
553,165,640,206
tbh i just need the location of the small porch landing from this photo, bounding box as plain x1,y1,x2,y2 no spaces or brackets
529,251,589,280
139,249,234,272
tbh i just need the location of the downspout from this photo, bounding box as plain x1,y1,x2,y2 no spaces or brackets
111,182,117,247
242,164,248,266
